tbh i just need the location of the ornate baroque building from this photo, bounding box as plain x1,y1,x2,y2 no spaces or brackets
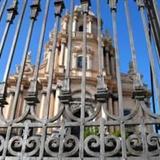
1,0,160,159
4,5,150,136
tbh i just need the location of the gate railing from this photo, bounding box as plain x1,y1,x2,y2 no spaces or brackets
0,0,160,159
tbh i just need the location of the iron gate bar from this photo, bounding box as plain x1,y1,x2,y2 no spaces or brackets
25,1,50,154
0,1,40,158
31,0,50,93
96,0,107,159
59,1,74,158
39,1,64,159
135,1,160,156
136,0,160,112
20,120,29,159
145,0,160,60
0,0,159,159
100,106,105,160
140,102,150,160
149,19,160,115
80,0,90,158
0,0,18,58
124,0,141,87
148,15,160,132
150,66,158,132
97,0,104,76
108,0,127,159
64,0,74,90
0,0,8,21
96,0,107,91
0,0,27,108
10,0,40,121
43,0,64,122
140,101,149,159
58,118,65,159
148,11,160,68
1,0,40,158
25,0,50,121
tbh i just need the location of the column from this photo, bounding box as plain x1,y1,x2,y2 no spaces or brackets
113,99,119,131
46,50,51,73
49,90,55,119
59,40,66,66
72,13,78,36
48,90,55,134
88,17,92,33
113,99,119,116
108,97,114,133
62,17,68,33
38,91,46,119
54,47,59,71
86,55,92,77
111,54,116,76
102,43,106,76
105,47,110,75
37,91,46,135
16,90,23,118
59,38,66,73
4,91,14,119
88,54,92,70
64,47,68,69
72,53,77,69
54,86,61,116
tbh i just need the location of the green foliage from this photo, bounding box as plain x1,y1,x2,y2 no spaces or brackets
84,126,99,139
111,130,121,137
111,130,130,138
84,128,131,139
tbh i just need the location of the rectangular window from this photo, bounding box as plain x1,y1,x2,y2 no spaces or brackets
77,56,88,69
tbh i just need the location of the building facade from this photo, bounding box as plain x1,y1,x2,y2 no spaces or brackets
4,5,150,135
0,2,158,159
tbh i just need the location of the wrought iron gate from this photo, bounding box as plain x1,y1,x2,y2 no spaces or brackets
0,0,160,159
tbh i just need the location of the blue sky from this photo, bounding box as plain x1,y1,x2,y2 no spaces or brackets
0,0,160,105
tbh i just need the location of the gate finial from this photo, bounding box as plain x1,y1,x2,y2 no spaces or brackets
6,0,18,23
54,0,65,17
108,0,118,11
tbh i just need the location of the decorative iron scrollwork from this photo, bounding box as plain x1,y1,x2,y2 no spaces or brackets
63,135,79,157
45,134,60,157
0,0,160,159
104,135,121,156
25,136,40,156
126,134,143,156
8,136,23,156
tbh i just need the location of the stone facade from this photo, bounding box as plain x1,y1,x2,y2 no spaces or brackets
4,5,150,135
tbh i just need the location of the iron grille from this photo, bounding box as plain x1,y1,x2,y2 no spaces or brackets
0,0,160,159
